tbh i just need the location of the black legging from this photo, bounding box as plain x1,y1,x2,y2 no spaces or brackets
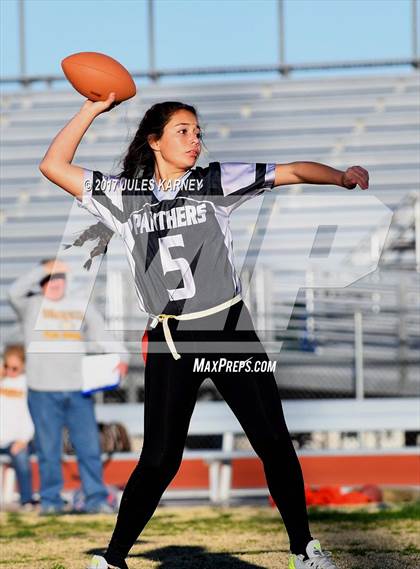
105,301,312,567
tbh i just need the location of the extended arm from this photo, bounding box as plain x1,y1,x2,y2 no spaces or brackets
274,161,369,190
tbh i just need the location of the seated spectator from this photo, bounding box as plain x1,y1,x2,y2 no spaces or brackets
0,345,36,510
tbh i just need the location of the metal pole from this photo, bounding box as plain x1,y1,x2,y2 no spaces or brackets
398,279,408,393
219,432,234,504
413,0,419,68
278,0,287,76
148,0,157,81
305,270,315,347
415,197,420,272
255,269,265,335
354,310,364,399
18,0,26,80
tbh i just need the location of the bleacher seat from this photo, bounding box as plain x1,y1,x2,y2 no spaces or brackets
1,71,419,397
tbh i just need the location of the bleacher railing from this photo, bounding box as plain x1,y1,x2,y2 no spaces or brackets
1,57,420,88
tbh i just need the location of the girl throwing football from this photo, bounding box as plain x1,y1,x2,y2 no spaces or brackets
40,92,369,569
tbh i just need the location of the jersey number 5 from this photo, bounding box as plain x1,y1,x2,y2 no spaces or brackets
158,235,196,301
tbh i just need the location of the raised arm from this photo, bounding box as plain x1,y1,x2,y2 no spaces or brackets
8,265,45,315
274,161,369,190
39,93,117,200
8,260,67,315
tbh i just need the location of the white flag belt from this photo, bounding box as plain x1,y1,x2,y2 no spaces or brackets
149,294,242,360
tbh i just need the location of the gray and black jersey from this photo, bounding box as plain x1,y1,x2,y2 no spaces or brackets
78,162,276,317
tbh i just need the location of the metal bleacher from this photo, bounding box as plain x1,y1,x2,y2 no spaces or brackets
1,71,419,399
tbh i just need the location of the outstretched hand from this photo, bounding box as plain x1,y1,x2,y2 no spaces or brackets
114,362,129,379
10,440,28,456
342,165,369,190
80,92,120,117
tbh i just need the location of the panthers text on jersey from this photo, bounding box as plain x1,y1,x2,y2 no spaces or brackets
77,162,276,317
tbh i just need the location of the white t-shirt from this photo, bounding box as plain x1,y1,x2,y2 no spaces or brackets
0,374,34,447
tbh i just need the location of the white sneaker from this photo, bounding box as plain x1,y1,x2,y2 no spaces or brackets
86,555,121,569
288,539,339,568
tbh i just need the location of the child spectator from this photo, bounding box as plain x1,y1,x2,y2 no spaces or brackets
0,345,36,510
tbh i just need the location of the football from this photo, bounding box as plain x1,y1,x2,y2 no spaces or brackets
61,51,136,103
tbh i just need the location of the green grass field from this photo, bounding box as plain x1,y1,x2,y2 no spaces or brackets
1,503,419,569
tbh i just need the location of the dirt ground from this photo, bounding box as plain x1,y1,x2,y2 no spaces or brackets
0,504,419,569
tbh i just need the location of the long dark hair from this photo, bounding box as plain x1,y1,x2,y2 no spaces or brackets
68,101,200,269
120,101,198,179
